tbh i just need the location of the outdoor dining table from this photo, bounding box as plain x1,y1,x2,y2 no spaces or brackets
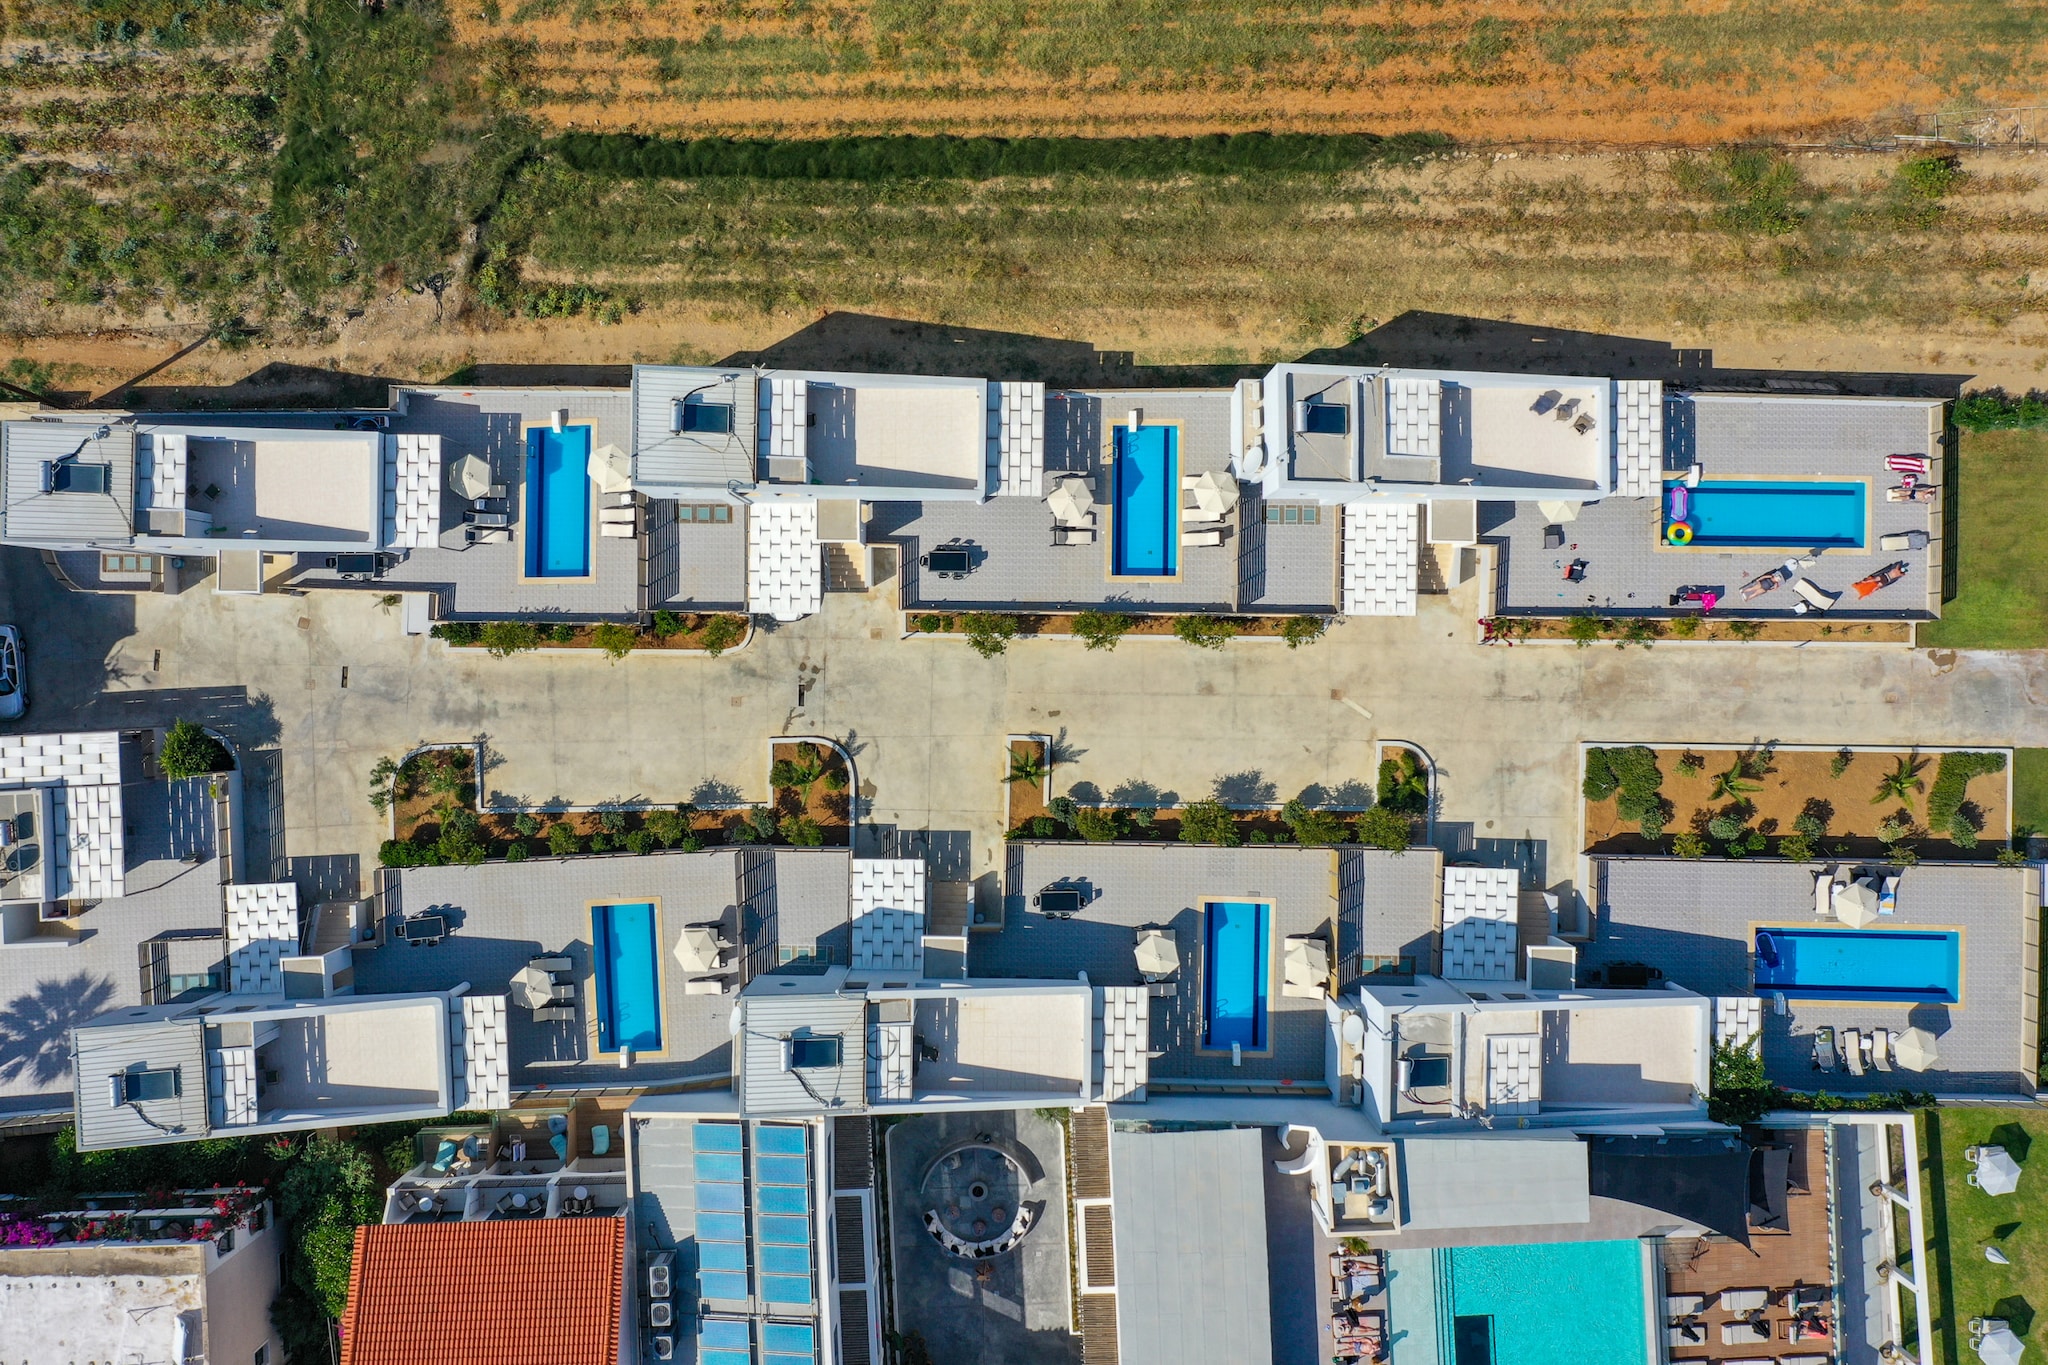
1037,888,1084,917
926,547,971,575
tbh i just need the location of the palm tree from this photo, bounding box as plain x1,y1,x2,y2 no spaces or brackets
1008,746,1049,786
1708,761,1761,803
1870,754,1927,806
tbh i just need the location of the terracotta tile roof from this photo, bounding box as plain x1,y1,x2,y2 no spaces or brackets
340,1219,626,1365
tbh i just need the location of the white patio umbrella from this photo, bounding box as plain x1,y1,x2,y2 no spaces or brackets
448,454,493,500
1133,928,1180,981
1283,936,1330,989
1974,1147,2023,1197
508,963,556,1010
1834,881,1882,928
673,924,726,974
1893,1026,1941,1072
1046,476,1092,527
588,443,633,495
1536,499,1581,525
1978,1324,2026,1365
1188,470,1240,520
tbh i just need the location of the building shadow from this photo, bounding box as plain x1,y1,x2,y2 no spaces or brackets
440,363,634,389
122,361,394,412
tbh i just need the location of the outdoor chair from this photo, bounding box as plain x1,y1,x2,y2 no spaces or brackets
532,955,572,974
1843,1029,1867,1076
534,1005,576,1023
1543,525,1564,549
1870,1030,1894,1072
1052,525,1096,546
1811,1026,1838,1071
549,981,576,1003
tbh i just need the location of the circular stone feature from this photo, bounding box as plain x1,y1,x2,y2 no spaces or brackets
921,1145,1030,1252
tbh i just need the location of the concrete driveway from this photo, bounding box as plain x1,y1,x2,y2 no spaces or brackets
3,547,2043,901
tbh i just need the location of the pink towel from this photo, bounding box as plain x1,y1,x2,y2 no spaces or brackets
1886,454,1930,474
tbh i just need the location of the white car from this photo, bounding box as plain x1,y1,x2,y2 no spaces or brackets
0,626,23,720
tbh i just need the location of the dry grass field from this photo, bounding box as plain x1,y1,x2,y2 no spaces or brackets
465,0,2048,141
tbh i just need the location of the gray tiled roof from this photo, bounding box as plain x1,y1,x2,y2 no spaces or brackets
1588,857,2032,1093
978,844,1438,1083
1,421,137,545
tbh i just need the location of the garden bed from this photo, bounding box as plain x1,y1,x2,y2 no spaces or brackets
429,612,750,656
1585,744,2012,861
908,610,1324,646
1486,616,1914,646
390,746,477,846
769,741,852,847
1007,739,1051,827
1006,795,1416,850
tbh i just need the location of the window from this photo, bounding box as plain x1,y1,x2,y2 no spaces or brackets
785,1036,841,1070
1264,504,1320,525
46,462,111,494
1299,402,1349,436
676,399,734,435
110,1067,181,1105
677,504,733,524
101,553,157,574
167,972,220,997
254,1344,269,1365
775,943,840,966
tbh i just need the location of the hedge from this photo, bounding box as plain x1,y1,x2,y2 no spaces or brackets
1926,750,2006,841
1953,389,2048,433
1585,745,1663,819
549,130,1454,183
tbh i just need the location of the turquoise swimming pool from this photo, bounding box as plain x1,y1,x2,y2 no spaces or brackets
1111,424,1177,576
525,424,593,577
1754,925,1961,1003
1388,1240,1650,1365
1202,900,1269,1050
591,900,662,1052
1663,479,1865,549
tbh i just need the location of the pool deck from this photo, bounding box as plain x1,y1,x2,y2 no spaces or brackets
371,847,857,1089
1491,393,1943,620
978,844,1441,1085
1586,858,2037,1095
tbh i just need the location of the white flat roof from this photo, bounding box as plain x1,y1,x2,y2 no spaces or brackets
1399,1135,1591,1230
0,1264,204,1360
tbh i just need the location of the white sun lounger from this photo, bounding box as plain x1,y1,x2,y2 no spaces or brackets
1844,1029,1867,1076
1792,578,1840,613
1871,1030,1894,1072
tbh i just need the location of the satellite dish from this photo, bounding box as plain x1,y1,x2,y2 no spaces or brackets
1341,1014,1366,1047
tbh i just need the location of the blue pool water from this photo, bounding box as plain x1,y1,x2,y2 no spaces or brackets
591,901,662,1052
1665,479,1865,548
1754,926,1961,1003
1402,1240,1648,1365
525,424,593,577
1111,424,1178,576
1203,900,1269,1050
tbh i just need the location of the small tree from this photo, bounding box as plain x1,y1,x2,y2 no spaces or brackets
651,609,685,638
1668,614,1700,639
779,815,826,847
699,614,747,657
596,807,627,836
1007,747,1049,787
547,823,583,857
1280,616,1327,649
1565,615,1605,648
624,830,656,855
1616,617,1660,649
430,621,483,646
591,622,636,661
158,720,231,780
512,810,542,838
1871,754,1927,807
645,807,688,847
435,808,487,866
1173,616,1237,650
1075,807,1125,842
1354,806,1411,851
479,620,541,658
1281,799,1347,846
726,805,777,845
1178,799,1240,847
1707,1040,1778,1125
1671,830,1708,860
1726,618,1764,640
367,755,401,815
1072,610,1135,651
1829,747,1854,779
773,742,826,793
1708,761,1761,803
962,612,1017,658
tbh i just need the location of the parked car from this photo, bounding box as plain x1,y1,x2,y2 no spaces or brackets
0,626,21,720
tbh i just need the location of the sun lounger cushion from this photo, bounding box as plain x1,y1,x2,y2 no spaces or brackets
432,1138,459,1172
550,1133,569,1162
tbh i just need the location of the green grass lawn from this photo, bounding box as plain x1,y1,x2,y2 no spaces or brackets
2014,750,2048,840
1922,1107,2048,1365
1922,428,2048,650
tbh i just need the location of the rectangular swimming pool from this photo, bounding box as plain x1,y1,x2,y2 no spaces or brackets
1387,1240,1650,1365
525,424,593,577
1753,925,1960,1003
1111,423,1178,576
591,900,663,1052
1202,900,1269,1050
1664,479,1865,549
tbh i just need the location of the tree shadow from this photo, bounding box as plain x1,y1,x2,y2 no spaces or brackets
1213,771,1277,804
0,972,117,1086
1108,779,1176,809
1047,728,1086,767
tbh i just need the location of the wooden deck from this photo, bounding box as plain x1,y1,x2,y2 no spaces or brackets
1663,1129,1838,1363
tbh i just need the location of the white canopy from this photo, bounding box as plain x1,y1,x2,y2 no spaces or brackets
1974,1147,2023,1197
1134,928,1180,980
509,963,555,1010
1978,1324,2026,1365
674,924,726,974
1834,881,1882,928
1893,1026,1940,1072
448,454,493,500
589,443,634,494
1047,476,1093,527
1536,499,1580,525
1283,936,1330,989
1188,470,1240,520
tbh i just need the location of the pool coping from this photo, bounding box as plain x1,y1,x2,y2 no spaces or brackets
520,419,600,585
1653,471,1876,557
1104,417,1187,583
1194,896,1277,1057
1749,919,1968,1008
588,896,669,1060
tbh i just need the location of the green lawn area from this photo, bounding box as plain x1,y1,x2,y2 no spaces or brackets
2015,750,2048,840
1922,1107,2048,1365
1921,428,2048,650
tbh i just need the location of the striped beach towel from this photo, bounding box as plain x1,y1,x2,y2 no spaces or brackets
1885,453,1930,475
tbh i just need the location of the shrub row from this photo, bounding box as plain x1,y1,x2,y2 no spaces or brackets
1584,745,1665,829
1953,389,2048,432
1926,750,2006,844
549,130,1454,183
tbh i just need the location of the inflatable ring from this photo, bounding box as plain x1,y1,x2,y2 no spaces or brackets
1667,522,1694,546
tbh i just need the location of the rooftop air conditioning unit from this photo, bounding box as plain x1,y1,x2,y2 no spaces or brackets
649,1336,674,1361
646,1251,673,1300
648,1300,673,1329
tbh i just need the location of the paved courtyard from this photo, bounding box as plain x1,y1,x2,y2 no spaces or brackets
2,545,2045,933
